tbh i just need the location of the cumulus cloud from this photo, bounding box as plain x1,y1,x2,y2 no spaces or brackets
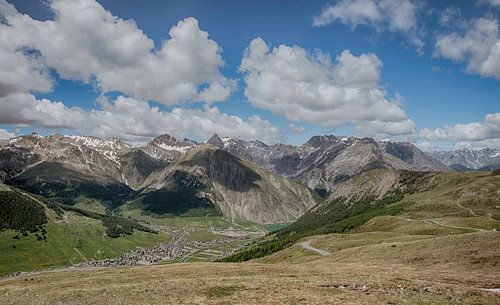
0,0,284,144
240,37,415,138
0,93,283,145
0,128,15,139
313,0,424,50
420,113,500,143
354,119,416,138
435,17,500,80
0,1,53,98
0,0,232,104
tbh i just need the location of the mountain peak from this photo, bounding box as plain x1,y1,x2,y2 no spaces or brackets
206,134,224,148
304,135,338,147
144,133,196,161
150,133,178,146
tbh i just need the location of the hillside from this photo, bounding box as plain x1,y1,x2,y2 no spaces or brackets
129,145,319,224
9,162,134,208
224,169,500,262
1,171,498,304
1,232,498,305
0,184,167,275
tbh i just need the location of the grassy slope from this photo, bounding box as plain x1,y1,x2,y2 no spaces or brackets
1,232,499,305
0,185,170,275
0,218,169,275
223,170,500,262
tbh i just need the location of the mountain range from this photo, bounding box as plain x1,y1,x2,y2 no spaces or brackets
429,148,500,171
0,132,452,223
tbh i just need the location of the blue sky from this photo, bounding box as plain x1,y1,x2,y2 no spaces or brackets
0,0,499,149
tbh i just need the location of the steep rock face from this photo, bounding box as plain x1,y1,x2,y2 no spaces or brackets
206,134,224,148
220,135,449,193
380,142,449,172
140,145,318,224
0,147,39,182
430,148,500,171
118,149,169,189
141,134,197,161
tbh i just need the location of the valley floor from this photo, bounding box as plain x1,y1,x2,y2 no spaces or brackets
1,230,499,305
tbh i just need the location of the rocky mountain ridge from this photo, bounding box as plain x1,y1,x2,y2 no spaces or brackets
0,132,450,193
429,148,500,171
0,131,455,224
220,135,449,193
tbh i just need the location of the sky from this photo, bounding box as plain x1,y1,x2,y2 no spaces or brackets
0,0,499,150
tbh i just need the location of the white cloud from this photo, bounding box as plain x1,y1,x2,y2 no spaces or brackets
355,119,416,138
0,0,283,144
313,0,424,50
0,0,53,98
240,37,415,138
435,17,500,80
420,113,500,143
0,93,284,145
0,128,15,139
0,0,232,104
288,123,306,134
313,0,381,28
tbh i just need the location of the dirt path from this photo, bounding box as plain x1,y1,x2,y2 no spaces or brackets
298,240,330,256
424,220,486,232
456,202,478,217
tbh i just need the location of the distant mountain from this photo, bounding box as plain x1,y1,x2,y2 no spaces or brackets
206,134,225,148
2,133,130,187
0,132,450,200
221,135,449,194
430,148,500,171
141,134,197,161
0,131,452,223
134,145,319,224
0,133,190,190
